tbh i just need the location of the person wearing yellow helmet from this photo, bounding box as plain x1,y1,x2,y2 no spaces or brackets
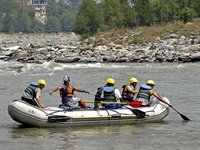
49,75,89,108
121,77,138,102
94,77,122,109
106,78,115,85
146,80,155,86
136,80,171,107
21,79,47,108
38,79,47,86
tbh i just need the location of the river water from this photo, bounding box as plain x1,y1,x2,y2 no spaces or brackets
0,61,199,150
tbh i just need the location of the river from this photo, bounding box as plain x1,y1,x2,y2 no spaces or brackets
0,61,199,150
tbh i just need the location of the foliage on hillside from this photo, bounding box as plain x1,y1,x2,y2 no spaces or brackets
0,0,200,35
0,0,80,33
88,19,200,45
74,0,200,37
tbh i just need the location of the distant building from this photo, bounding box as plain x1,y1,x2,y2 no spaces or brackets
25,0,82,24
27,0,47,5
26,0,47,24
55,0,81,6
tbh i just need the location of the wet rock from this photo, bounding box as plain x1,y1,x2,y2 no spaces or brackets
0,32,200,63
18,50,28,59
190,52,200,62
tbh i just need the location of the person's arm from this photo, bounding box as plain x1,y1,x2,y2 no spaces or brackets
126,86,138,95
49,86,61,95
151,90,171,106
35,90,45,108
74,87,89,94
115,89,123,102
100,90,104,101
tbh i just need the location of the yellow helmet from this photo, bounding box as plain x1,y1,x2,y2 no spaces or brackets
129,77,138,83
147,80,155,85
106,78,115,85
38,79,46,86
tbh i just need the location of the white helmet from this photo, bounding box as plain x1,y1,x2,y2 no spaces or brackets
63,76,70,82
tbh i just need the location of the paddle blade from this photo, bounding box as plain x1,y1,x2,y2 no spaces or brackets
180,113,190,121
122,105,146,118
131,109,146,118
171,106,190,121
48,115,71,123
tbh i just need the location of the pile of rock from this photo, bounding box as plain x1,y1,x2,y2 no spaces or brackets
0,32,200,63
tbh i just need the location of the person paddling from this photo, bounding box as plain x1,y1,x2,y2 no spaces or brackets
49,76,89,108
121,77,138,102
21,79,47,108
136,80,172,107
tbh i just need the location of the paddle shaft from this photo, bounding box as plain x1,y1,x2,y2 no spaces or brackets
81,100,145,118
81,100,127,105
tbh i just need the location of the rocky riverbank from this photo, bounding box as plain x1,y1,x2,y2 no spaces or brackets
0,30,200,64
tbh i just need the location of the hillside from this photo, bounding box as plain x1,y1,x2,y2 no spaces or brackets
86,19,200,45
0,20,200,64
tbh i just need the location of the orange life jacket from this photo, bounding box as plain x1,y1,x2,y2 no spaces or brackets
60,85,74,97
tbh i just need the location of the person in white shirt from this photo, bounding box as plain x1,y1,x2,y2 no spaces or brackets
21,79,47,108
99,78,122,109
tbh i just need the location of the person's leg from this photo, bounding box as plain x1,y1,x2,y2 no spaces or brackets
62,97,70,106
79,101,87,108
21,97,39,107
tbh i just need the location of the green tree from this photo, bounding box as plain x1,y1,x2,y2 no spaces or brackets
131,0,154,26
46,0,80,32
16,6,35,32
1,0,200,33
74,0,101,36
174,0,196,23
152,0,172,24
166,0,179,22
119,0,137,28
74,15,90,36
32,20,45,32
61,11,76,32
101,0,124,29
2,11,18,33
190,0,200,17
179,7,196,23
45,16,61,33
0,13,3,30
0,0,20,32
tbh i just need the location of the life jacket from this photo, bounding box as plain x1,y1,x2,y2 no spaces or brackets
103,87,116,102
24,82,39,98
95,86,104,101
121,85,135,102
136,84,152,101
60,85,74,97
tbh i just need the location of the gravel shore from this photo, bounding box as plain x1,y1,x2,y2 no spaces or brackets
0,32,200,63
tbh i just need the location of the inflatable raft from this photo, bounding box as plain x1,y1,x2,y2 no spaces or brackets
8,98,170,128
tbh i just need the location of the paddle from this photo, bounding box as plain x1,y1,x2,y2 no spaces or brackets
82,100,128,104
170,106,190,121
48,115,71,122
121,105,146,118
48,113,140,123
81,100,146,118
157,95,190,121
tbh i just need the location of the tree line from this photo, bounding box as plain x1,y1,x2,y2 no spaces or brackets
0,0,199,36
0,0,80,33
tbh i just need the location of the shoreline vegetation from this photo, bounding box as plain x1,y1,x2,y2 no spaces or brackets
0,20,200,64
